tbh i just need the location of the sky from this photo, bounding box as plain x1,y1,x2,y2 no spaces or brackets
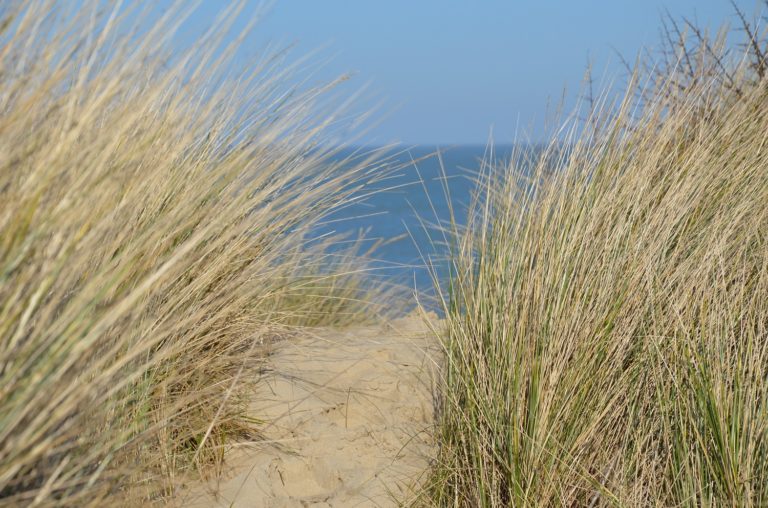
186,1,758,145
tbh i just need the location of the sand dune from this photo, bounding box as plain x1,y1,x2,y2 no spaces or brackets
181,312,440,507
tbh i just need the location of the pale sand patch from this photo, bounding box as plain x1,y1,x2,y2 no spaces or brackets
180,312,440,507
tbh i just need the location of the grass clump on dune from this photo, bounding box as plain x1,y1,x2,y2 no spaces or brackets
428,11,768,507
0,1,387,505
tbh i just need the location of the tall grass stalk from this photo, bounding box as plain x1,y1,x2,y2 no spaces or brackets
0,1,388,505
428,13,768,507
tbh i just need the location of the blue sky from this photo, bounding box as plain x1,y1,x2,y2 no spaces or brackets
188,1,756,145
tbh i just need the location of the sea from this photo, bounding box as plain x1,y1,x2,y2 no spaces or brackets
316,145,517,300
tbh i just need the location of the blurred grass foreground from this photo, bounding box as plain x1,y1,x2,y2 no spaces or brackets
0,1,390,504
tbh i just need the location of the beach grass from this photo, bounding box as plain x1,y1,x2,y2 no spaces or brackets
5,0,768,506
426,11,768,507
0,1,389,504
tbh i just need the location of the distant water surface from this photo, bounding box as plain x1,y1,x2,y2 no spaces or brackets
316,145,516,300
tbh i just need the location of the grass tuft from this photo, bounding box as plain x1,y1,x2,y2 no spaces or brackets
427,8,768,507
0,1,390,504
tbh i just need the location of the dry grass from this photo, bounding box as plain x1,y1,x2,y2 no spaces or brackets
427,8,768,507
0,1,391,505
7,1,768,506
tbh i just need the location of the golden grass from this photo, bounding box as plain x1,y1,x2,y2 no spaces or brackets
426,14,768,508
7,1,768,506
0,1,391,505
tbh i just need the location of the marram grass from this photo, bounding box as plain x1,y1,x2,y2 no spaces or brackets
5,1,768,506
0,1,389,505
426,18,768,508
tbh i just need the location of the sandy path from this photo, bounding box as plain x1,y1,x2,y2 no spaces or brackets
182,313,439,507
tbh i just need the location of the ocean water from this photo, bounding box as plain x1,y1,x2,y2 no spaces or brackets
317,145,516,298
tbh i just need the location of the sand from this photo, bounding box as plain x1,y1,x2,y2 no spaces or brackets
180,312,440,507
